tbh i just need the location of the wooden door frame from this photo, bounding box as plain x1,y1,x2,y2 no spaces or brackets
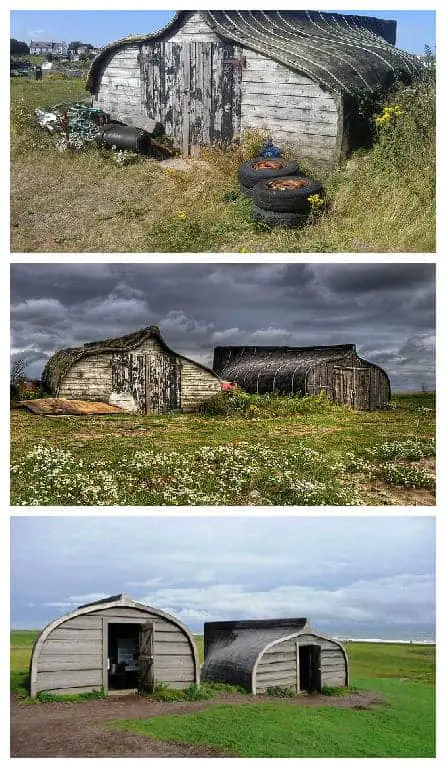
101,617,153,694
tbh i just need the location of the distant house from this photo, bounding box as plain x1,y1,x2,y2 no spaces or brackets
29,40,67,56
68,43,100,61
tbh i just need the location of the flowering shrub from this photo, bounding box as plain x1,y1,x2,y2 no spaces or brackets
364,438,435,462
375,463,435,490
375,104,403,128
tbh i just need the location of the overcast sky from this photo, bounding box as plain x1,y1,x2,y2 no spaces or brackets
11,517,435,641
11,263,435,391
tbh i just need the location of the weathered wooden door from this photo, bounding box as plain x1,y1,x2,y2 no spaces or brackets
141,40,242,155
111,352,146,412
333,366,371,410
138,622,154,692
146,352,182,414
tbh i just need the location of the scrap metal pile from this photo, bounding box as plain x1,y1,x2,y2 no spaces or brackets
34,100,176,156
35,101,108,142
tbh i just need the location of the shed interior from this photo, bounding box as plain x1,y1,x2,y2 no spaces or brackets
107,622,140,691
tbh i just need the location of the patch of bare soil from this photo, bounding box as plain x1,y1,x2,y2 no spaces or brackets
11,690,383,758
158,158,210,172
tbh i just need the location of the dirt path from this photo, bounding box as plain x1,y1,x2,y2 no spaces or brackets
11,690,383,757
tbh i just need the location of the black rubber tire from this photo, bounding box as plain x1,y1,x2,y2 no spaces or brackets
252,176,323,212
252,204,307,229
238,157,299,189
240,183,253,197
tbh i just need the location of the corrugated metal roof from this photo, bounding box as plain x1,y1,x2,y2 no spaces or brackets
87,10,421,96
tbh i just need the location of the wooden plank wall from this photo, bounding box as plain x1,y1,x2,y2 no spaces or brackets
305,356,389,410
94,45,144,128
34,607,196,694
298,633,347,688
164,12,219,43
240,49,340,165
255,634,346,693
59,339,219,413
59,354,113,401
93,11,341,163
180,359,221,410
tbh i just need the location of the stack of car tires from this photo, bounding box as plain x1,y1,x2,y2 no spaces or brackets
238,157,324,228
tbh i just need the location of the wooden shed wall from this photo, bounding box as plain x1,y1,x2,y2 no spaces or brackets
58,338,220,412
33,606,196,695
94,45,143,128
305,358,389,409
240,50,340,165
92,11,342,164
297,632,347,688
255,633,346,693
181,359,221,410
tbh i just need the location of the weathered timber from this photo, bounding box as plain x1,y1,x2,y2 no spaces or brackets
30,594,200,697
213,344,390,411
43,326,221,415
87,10,421,166
202,619,349,694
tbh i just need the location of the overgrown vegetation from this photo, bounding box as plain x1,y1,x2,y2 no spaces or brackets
10,393,435,506
143,681,246,702
10,65,435,252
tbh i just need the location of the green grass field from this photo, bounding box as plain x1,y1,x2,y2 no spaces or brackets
10,71,435,253
10,393,435,506
112,678,435,757
11,631,435,756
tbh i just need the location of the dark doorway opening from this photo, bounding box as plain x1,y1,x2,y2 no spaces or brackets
107,623,140,691
299,644,321,692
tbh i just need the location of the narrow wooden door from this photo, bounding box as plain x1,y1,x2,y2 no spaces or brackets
333,366,371,409
352,368,371,410
141,40,242,155
145,352,182,414
111,352,146,412
138,622,154,692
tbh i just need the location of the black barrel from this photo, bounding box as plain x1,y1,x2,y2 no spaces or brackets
101,124,151,153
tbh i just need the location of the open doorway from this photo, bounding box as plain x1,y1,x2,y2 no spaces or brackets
107,623,140,692
299,645,321,692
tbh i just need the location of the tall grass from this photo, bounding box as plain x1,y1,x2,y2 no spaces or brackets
10,69,435,252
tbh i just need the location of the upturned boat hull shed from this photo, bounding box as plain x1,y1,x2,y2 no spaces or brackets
202,618,348,694
86,10,421,165
42,326,221,414
213,343,390,410
29,594,200,697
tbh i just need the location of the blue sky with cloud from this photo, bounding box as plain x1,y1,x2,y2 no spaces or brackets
10,10,435,55
11,517,435,641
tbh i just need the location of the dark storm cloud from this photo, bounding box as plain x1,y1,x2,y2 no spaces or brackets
10,263,435,391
